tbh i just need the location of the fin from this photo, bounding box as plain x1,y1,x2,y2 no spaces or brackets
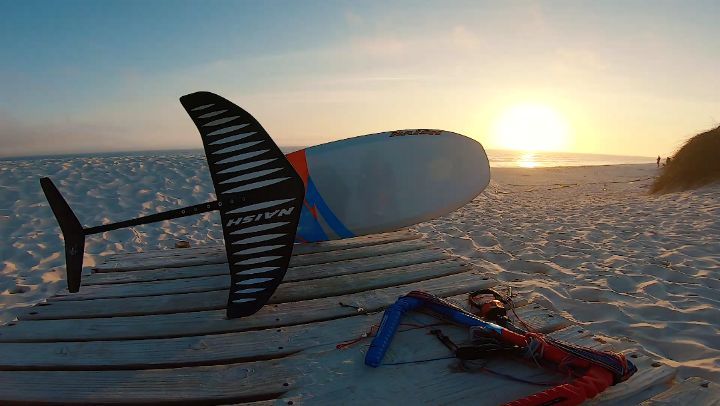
40,177,86,292
179,91,305,319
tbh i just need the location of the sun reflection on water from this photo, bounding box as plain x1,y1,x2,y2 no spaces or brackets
516,152,538,168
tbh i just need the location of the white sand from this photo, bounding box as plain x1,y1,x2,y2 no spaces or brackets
0,155,718,382
0,153,223,322
415,164,720,382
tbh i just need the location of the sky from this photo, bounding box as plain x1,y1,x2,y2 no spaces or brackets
1,0,718,158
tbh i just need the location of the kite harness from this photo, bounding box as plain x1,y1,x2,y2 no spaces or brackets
365,291,636,406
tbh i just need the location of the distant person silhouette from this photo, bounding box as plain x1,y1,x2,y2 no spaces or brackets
666,156,672,166
656,156,661,167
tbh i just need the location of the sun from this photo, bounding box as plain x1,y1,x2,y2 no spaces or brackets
491,103,570,152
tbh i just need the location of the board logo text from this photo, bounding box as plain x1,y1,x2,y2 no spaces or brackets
227,207,295,227
390,129,443,137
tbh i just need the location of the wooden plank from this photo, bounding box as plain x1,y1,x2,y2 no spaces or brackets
285,322,659,405
285,248,445,283
547,327,678,406
351,302,574,368
550,326,676,406
0,270,495,342
282,325,591,405
437,294,570,333
279,318,663,405
96,230,418,269
0,300,567,371
0,304,570,404
4,339,652,406
24,259,465,319
86,262,228,285
545,327,679,406
100,230,418,263
93,238,431,273
51,274,228,301
638,377,720,406
0,314,376,371
591,350,676,405
224,399,301,406
4,284,652,406
83,247,446,286
53,259,461,303
0,359,295,405
289,230,418,255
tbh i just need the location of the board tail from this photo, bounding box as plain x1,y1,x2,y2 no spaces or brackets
179,91,305,318
40,177,86,292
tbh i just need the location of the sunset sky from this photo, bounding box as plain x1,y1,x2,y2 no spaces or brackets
1,0,718,157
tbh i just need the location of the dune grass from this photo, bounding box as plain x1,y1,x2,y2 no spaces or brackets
651,125,720,194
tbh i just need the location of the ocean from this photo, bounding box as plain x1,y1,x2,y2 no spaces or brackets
1,148,655,168
486,149,655,168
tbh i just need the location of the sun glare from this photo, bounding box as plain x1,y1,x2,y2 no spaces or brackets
517,152,538,168
492,104,570,152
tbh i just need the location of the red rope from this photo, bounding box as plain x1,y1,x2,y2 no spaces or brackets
335,322,447,350
336,324,379,350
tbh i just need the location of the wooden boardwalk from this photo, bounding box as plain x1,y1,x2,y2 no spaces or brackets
0,230,695,404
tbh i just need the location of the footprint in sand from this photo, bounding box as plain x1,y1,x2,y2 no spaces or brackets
8,284,30,294
506,259,555,275
468,231,500,248
447,235,481,258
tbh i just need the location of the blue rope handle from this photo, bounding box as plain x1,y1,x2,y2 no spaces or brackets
365,297,423,367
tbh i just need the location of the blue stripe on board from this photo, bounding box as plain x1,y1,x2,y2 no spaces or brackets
296,203,328,242
308,178,355,239
295,177,354,242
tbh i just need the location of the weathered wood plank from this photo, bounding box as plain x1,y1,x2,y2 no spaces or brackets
0,270,495,342
0,222,674,406
0,322,674,406
2,282,656,406
548,327,677,406
283,326,594,405
548,326,680,406
545,327,678,406
285,321,658,405
93,238,431,272
0,301,567,371
25,259,465,319
591,350,676,405
437,293,570,333
52,274,228,301
0,304,571,404
0,314,376,371
279,318,664,405
56,249,449,301
638,376,720,406
223,399,301,406
63,249,449,300
289,229,417,255
101,230,418,264
84,247,445,286
0,359,295,405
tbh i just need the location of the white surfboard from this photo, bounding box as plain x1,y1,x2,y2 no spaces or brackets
286,129,490,242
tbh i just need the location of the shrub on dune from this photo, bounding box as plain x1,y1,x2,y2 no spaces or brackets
651,125,720,194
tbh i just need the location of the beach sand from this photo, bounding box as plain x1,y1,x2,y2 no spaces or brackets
0,156,718,382
416,164,720,382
